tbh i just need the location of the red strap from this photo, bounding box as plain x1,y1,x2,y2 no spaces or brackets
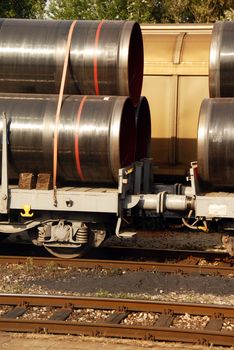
53,20,77,205
75,95,87,181
93,20,105,95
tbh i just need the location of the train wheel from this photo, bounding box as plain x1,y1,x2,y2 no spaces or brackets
44,245,90,259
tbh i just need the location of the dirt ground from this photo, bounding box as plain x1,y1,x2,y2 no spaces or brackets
0,333,233,350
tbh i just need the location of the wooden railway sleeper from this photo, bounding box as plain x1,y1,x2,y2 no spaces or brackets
205,313,224,331
49,307,73,321
1,305,28,319
154,309,174,328
104,311,129,324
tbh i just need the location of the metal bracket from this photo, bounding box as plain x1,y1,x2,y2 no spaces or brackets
173,32,186,64
142,158,152,194
134,161,143,194
118,165,134,199
156,191,167,214
188,161,200,196
1,112,8,214
115,217,122,238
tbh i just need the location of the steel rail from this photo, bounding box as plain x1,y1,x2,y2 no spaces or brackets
0,255,233,276
0,242,230,260
0,294,233,314
0,320,233,345
0,294,233,346
97,246,230,259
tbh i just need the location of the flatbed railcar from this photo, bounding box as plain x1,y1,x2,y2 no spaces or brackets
0,20,233,258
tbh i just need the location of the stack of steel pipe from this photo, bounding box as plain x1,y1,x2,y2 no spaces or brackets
0,19,150,184
197,21,234,189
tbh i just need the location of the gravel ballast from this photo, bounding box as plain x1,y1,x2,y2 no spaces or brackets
0,262,233,305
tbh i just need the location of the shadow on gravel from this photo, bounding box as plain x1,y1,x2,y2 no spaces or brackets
31,271,234,296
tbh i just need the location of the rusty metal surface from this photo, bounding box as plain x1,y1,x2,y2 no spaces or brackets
0,254,232,276
1,294,234,316
0,319,233,346
0,294,233,345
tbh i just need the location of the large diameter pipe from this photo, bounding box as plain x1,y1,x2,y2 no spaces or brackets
0,19,143,105
209,21,234,97
197,98,234,188
0,94,136,183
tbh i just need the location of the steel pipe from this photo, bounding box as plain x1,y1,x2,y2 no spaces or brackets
0,94,136,183
197,98,234,188
136,193,189,211
165,195,188,211
209,21,234,97
0,19,143,105
134,96,151,160
137,194,157,210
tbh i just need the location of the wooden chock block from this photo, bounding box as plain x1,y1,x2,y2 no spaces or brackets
18,173,36,189
36,173,52,190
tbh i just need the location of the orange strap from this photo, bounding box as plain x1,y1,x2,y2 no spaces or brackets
53,20,77,205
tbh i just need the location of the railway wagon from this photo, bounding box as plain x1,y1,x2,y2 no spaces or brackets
0,19,233,258
141,24,212,177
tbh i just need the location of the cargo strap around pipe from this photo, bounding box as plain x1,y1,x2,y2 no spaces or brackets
53,20,77,206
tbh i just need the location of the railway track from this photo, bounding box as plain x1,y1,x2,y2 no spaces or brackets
0,242,229,259
0,294,233,346
0,245,233,276
0,255,233,276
